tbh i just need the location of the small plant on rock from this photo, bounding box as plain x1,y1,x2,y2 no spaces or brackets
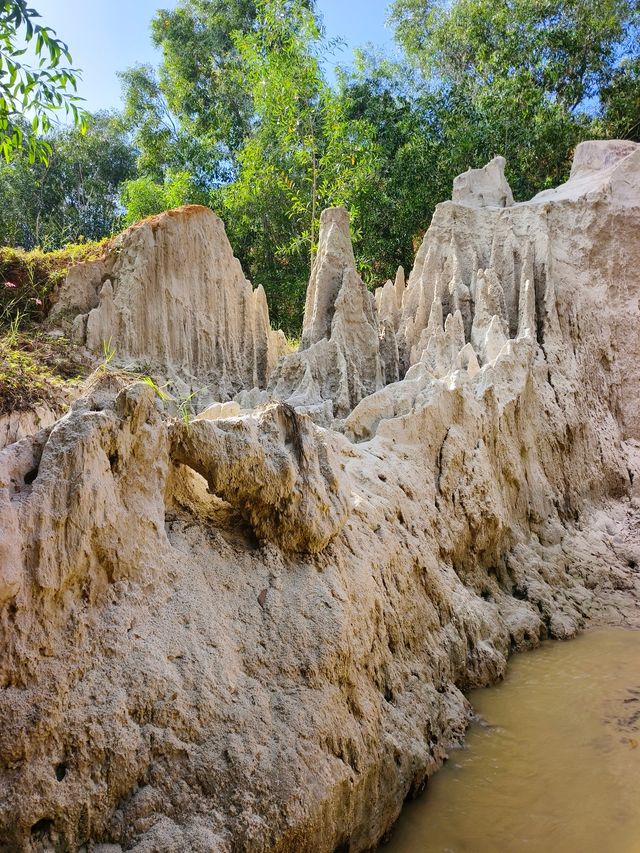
100,338,116,371
177,389,198,428
141,375,170,402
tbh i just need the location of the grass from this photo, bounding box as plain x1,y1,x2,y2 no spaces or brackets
0,329,92,416
100,337,116,372
0,239,113,414
141,376,170,401
0,321,206,419
0,238,112,329
177,390,199,427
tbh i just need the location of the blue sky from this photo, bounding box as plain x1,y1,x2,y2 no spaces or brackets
33,0,395,114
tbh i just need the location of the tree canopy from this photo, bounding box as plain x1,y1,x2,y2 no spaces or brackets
390,0,640,111
0,113,136,250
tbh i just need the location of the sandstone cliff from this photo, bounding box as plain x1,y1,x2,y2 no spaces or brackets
0,141,639,853
51,205,287,401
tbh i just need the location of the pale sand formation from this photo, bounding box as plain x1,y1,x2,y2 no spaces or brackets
0,405,60,452
1,140,640,851
50,206,288,403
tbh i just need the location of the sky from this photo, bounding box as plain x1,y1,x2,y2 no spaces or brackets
33,0,396,115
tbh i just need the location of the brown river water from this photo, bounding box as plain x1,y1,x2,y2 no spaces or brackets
385,628,640,853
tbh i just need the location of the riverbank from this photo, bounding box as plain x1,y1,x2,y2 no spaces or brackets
382,495,640,850
1,141,639,851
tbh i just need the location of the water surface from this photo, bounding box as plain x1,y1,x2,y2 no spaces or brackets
386,629,640,853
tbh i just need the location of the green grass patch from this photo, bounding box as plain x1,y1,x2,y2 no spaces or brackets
0,329,91,416
0,238,112,330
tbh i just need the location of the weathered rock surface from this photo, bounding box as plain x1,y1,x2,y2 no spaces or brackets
267,208,385,419
171,402,352,554
452,155,514,208
0,404,60,452
0,141,640,853
51,205,287,400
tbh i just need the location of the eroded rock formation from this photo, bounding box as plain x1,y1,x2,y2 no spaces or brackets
266,207,385,420
452,154,514,208
51,205,287,399
1,141,640,853
0,404,60,452
171,402,351,554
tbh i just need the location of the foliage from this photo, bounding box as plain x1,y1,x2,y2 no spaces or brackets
218,0,325,329
389,0,640,112
334,54,439,282
100,337,116,372
599,56,640,140
141,375,170,402
118,1,340,332
119,170,205,227
0,0,86,162
432,76,591,200
386,0,640,204
329,50,587,282
177,389,198,427
120,0,317,187
0,112,136,250
0,237,110,327
119,64,200,182
219,0,379,331
119,1,257,187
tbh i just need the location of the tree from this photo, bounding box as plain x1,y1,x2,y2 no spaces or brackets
148,0,257,161
119,170,205,227
335,53,442,281
389,0,640,113
219,0,378,332
119,64,180,182
121,1,320,187
0,112,137,249
387,0,640,199
0,1,86,162
600,57,640,139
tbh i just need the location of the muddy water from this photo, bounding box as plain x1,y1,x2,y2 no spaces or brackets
386,629,640,853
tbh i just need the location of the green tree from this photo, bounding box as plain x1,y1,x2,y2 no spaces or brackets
220,0,378,332
335,53,442,281
118,64,180,181
0,1,86,162
0,112,136,249
388,0,640,199
120,0,315,189
148,0,257,160
390,0,640,112
600,57,640,139
119,170,205,227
